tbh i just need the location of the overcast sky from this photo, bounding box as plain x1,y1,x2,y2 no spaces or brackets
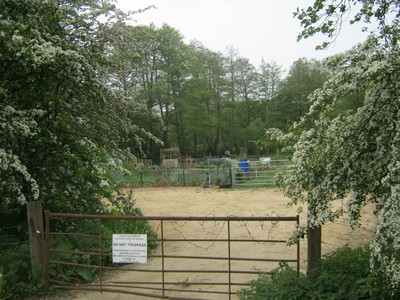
116,0,370,71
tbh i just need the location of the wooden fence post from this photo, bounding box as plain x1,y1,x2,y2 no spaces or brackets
27,201,45,282
307,225,321,273
231,166,236,187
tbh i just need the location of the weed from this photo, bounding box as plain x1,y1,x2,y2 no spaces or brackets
177,278,191,288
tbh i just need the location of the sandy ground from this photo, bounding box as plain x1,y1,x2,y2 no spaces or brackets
63,187,376,300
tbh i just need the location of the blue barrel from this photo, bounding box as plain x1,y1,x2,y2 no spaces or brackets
238,158,250,175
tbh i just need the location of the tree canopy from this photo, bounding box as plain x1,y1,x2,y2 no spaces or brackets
1,0,330,216
295,0,400,48
276,0,400,292
4,0,400,295
0,0,145,213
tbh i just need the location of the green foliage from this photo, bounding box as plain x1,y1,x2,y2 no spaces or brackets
0,211,52,299
274,58,329,132
93,19,336,160
122,24,293,159
0,0,152,214
238,246,393,300
0,1,156,295
238,263,309,300
0,244,52,299
307,247,387,299
294,0,400,48
277,37,400,291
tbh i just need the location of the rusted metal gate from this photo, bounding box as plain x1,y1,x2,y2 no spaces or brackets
45,213,300,299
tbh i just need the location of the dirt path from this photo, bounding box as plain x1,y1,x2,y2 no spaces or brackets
65,187,376,300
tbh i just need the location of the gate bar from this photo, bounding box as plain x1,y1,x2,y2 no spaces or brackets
44,210,50,283
99,219,103,293
46,212,298,222
227,220,231,300
161,220,165,297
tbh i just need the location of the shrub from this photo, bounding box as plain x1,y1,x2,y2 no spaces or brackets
238,246,394,300
237,262,310,300
0,244,53,299
307,246,381,299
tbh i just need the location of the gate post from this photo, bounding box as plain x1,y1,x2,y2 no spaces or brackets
307,225,321,273
27,201,45,282
231,164,236,187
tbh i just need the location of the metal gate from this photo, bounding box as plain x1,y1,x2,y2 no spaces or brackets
45,213,300,299
232,159,291,188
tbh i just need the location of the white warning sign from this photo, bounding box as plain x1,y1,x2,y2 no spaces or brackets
112,234,147,264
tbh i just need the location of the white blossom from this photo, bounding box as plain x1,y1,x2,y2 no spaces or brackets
275,36,400,292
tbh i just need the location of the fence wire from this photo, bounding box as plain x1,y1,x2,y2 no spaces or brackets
123,160,292,188
125,167,232,188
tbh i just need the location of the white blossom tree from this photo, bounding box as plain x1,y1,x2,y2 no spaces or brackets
278,0,400,290
0,0,150,213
